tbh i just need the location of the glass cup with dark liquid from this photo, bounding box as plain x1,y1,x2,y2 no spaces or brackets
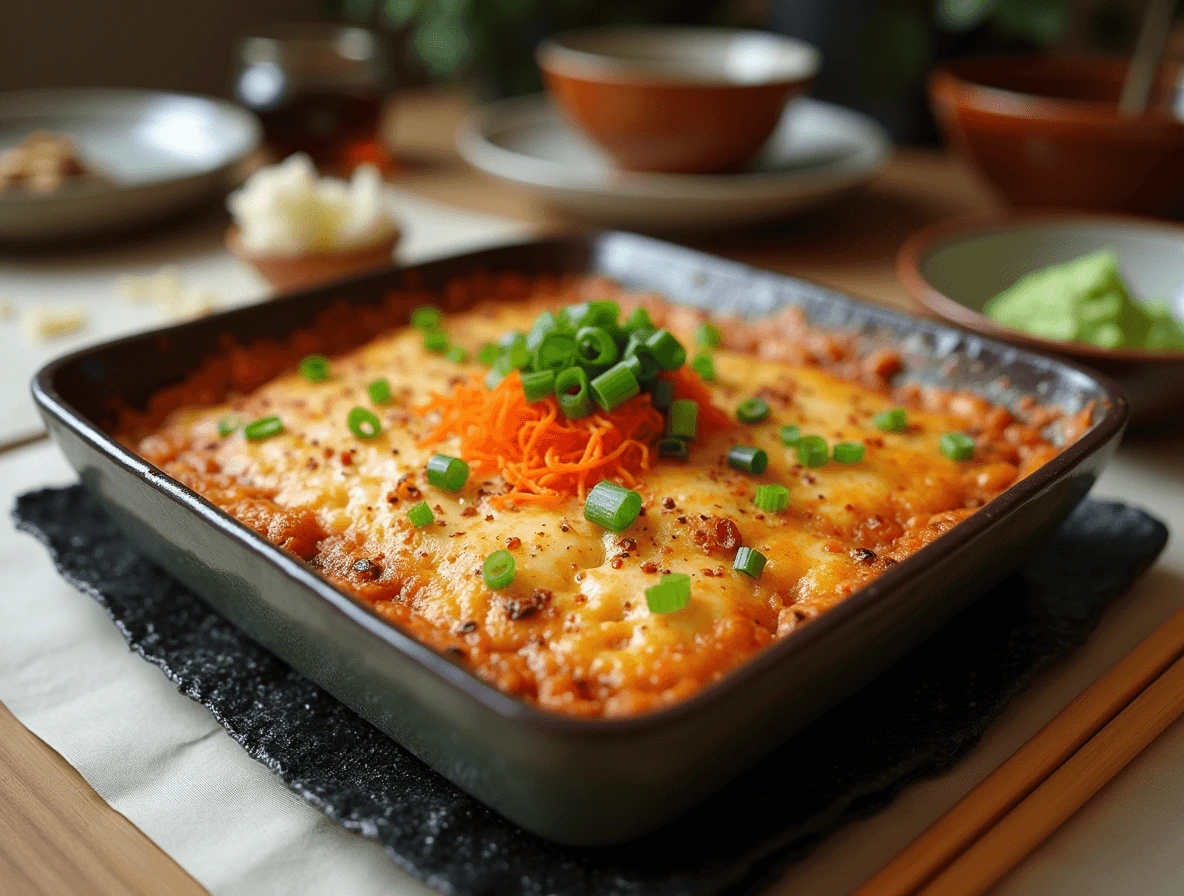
235,24,393,173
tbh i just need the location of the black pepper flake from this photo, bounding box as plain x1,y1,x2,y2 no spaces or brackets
851,548,877,563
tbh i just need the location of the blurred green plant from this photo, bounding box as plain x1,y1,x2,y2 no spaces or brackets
936,0,1070,45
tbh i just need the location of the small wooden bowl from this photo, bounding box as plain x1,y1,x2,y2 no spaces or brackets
929,55,1184,215
898,212,1184,428
538,27,819,174
226,225,399,293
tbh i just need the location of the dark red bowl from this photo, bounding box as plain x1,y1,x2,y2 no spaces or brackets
930,55,1184,215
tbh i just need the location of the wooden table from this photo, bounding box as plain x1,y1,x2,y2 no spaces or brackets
0,87,999,896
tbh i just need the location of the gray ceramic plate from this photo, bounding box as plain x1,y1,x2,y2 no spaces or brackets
33,234,1125,845
457,94,890,230
0,89,261,242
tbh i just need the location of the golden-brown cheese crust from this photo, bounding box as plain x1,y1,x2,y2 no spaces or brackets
131,288,1070,718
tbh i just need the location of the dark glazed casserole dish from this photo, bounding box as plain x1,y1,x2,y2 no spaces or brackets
33,233,1126,845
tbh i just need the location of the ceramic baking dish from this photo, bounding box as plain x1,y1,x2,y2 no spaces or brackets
33,233,1127,845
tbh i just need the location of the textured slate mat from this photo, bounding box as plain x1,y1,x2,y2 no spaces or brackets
12,487,1167,896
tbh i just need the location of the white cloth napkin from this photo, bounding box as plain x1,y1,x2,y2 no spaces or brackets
3,196,1184,893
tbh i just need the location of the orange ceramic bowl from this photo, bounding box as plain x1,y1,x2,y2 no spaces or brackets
538,27,820,174
930,55,1184,215
226,225,399,293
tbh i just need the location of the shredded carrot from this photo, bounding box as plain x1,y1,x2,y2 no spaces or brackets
420,369,731,509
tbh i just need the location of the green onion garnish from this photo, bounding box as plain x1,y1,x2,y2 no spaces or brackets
477,343,499,366
690,353,716,382
667,399,698,440
562,300,619,331
658,437,690,459
646,572,691,614
367,378,392,405
591,361,641,411
485,366,507,390
733,547,767,579
534,332,577,371
555,366,592,418
696,322,722,348
623,306,653,333
500,333,531,369
833,441,865,464
584,480,642,532
754,483,790,512
347,406,382,440
426,454,469,492
298,354,330,382
411,305,442,330
482,549,516,590
780,424,801,446
408,501,434,528
873,408,908,432
244,415,283,441
525,311,560,351
797,435,828,467
644,329,686,371
217,415,241,437
940,432,976,461
521,368,557,403
447,345,469,364
576,326,620,368
623,343,661,382
651,379,675,411
423,329,449,353
736,397,770,424
727,445,768,474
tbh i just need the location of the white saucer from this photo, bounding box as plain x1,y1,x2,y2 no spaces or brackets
0,89,261,242
457,94,891,231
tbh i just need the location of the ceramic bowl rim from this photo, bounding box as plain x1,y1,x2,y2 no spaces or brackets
897,209,1184,363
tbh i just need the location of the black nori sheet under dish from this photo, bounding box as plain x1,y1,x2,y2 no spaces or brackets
12,487,1166,896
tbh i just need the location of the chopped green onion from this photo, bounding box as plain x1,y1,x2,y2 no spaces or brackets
590,361,641,411
690,353,716,382
555,366,592,418
727,445,768,474
833,441,866,464
423,329,449,353
410,305,442,330
244,415,283,441
562,300,619,331
736,397,770,424
485,366,507,390
658,437,690,459
696,322,722,348
500,333,531,370
646,573,691,614
622,341,661,382
780,424,801,446
482,550,516,590
367,378,392,405
534,332,577,371
347,406,382,439
733,547,767,579
584,480,642,532
477,343,499,366
621,353,659,385
797,435,829,467
426,454,469,491
623,306,653,333
576,326,620,368
446,344,469,364
299,354,330,382
651,379,675,411
521,368,557,403
525,311,560,351
754,483,790,512
668,399,698,440
940,432,976,461
408,501,434,528
873,408,908,432
644,329,687,370
217,415,241,437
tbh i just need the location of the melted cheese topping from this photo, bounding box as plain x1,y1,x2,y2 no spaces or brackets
129,282,1071,718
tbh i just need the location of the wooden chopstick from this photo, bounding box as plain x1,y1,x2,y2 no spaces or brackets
855,605,1184,896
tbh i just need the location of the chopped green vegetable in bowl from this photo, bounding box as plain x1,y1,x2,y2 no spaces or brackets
983,249,1184,351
